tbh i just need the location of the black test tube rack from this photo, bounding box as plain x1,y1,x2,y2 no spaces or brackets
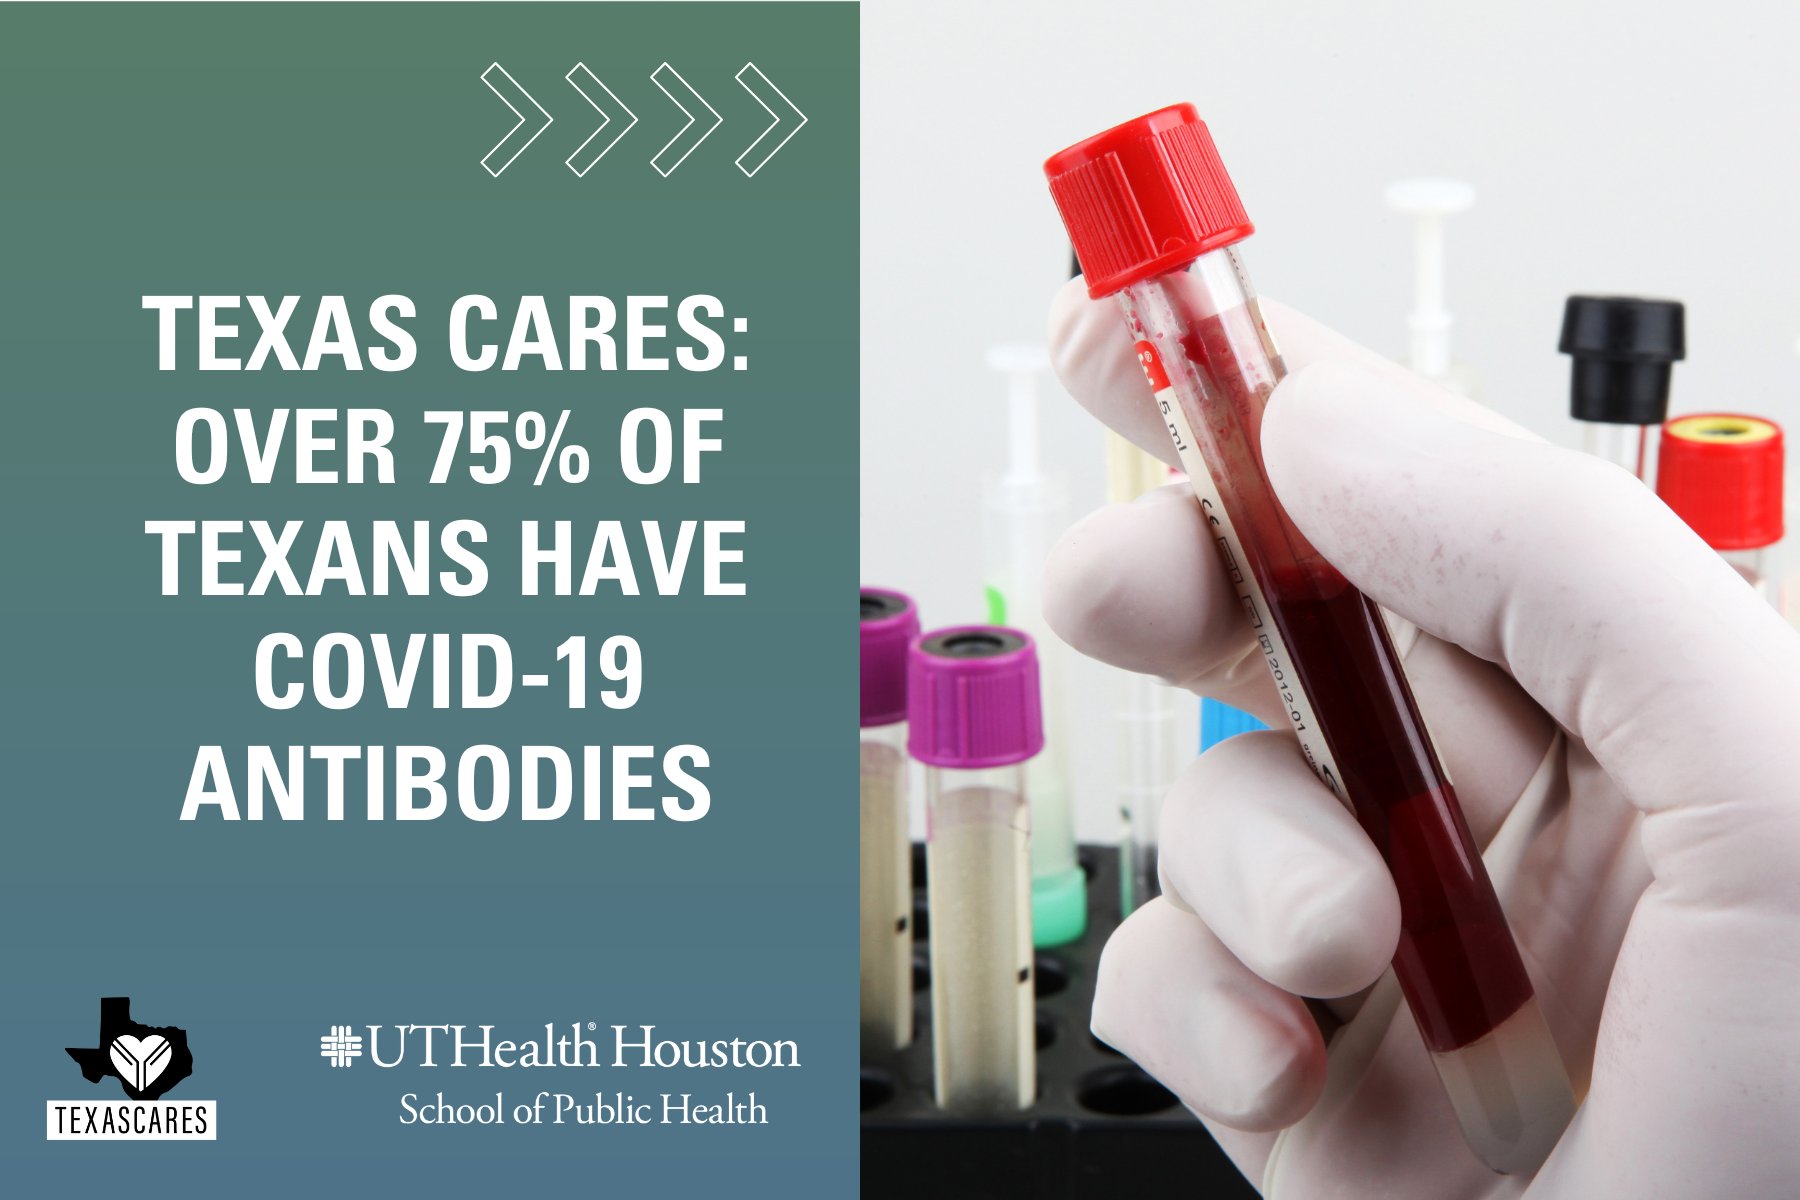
860,844,1262,1199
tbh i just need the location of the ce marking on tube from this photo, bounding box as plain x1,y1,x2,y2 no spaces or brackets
1215,537,1246,585
1198,498,1225,534
1198,501,1256,619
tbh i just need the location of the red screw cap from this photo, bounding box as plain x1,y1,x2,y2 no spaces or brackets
1656,414,1785,550
1045,104,1254,299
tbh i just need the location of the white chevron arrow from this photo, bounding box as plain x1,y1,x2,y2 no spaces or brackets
564,63,639,177
479,63,554,178
734,63,807,178
648,62,722,178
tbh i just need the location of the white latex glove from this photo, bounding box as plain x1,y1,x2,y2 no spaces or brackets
1044,277,1800,1199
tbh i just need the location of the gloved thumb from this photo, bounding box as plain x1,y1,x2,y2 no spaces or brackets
1261,361,1800,889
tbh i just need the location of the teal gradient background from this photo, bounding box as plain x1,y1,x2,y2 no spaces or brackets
0,3,858,1193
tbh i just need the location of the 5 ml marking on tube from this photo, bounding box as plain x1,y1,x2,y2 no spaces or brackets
1137,337,1341,794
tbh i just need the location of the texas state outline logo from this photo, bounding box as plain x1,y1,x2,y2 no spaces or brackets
47,996,216,1140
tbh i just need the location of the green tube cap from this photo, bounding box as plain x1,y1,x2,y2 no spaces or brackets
1032,867,1088,948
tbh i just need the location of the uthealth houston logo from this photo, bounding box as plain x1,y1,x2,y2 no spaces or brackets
321,1023,801,1070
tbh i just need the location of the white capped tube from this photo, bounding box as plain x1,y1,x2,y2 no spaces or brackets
1386,178,1476,395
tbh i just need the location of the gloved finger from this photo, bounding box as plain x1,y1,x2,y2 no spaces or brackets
1045,481,1558,841
1261,360,1800,873
1092,896,1326,1135
1047,277,1528,467
1043,482,1286,723
1049,276,1178,463
1258,987,1500,1200
1157,731,1401,1000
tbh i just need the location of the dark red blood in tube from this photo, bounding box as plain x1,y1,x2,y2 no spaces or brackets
1266,583,1533,1051
1165,299,1534,1053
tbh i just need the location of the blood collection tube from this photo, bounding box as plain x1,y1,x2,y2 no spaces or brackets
1107,435,1194,913
1560,295,1685,482
861,587,919,1053
1046,105,1575,1172
1656,415,1787,609
908,626,1042,1114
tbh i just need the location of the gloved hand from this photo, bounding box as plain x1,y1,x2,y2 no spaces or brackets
1044,277,1800,1199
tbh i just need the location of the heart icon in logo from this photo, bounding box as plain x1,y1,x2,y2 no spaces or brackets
110,1034,172,1093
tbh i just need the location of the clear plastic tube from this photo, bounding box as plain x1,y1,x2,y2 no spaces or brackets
925,762,1034,1113
1117,676,1189,912
860,720,912,1053
1121,247,1575,1173
1582,421,1656,482
983,346,1086,947
1107,433,1192,913
1774,530,1800,629
1720,546,1792,615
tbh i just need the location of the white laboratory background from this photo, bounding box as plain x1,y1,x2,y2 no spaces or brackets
859,0,1800,842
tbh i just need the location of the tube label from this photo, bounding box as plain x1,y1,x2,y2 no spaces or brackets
1133,340,1347,798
